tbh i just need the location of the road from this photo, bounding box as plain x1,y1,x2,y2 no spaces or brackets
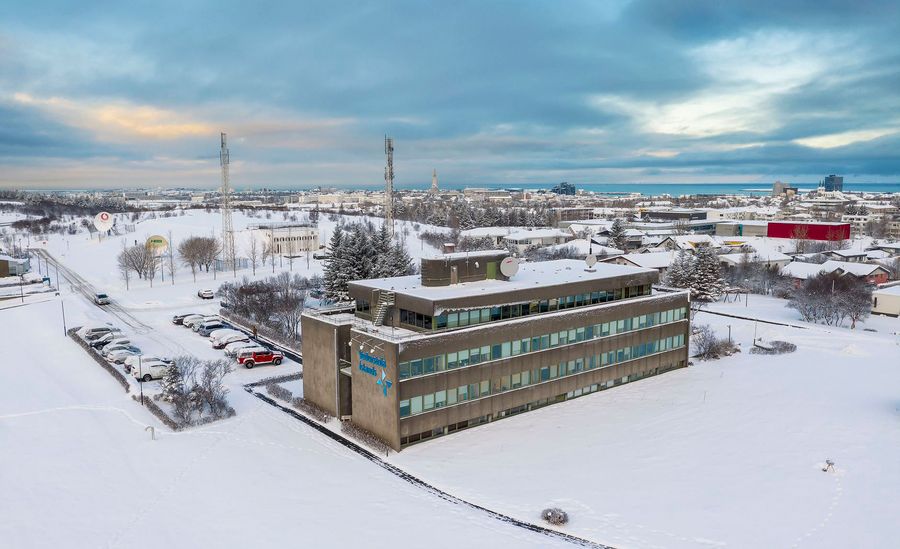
32,248,153,334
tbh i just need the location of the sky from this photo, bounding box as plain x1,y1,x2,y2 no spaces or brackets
1,0,900,190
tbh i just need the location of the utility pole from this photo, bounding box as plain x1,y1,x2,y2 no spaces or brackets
384,136,395,237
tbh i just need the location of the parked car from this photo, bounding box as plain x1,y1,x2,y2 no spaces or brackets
212,333,250,349
183,315,216,329
208,328,240,341
132,360,172,382
79,325,121,340
224,341,258,357
106,346,141,363
91,333,130,349
124,355,174,373
237,348,284,369
94,293,110,305
312,250,328,260
198,289,215,299
196,321,230,336
101,341,137,355
172,313,199,325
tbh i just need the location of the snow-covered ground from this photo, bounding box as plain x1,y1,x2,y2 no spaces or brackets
0,293,570,549
5,210,900,548
391,296,900,549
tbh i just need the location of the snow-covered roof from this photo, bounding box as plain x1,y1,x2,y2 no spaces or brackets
718,251,791,266
612,251,677,270
352,259,655,301
459,226,525,238
822,260,887,277
504,228,571,241
828,249,867,257
874,285,900,296
543,239,623,257
781,262,829,280
433,249,507,260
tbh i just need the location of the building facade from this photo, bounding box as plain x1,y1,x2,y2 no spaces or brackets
252,223,319,255
302,253,690,450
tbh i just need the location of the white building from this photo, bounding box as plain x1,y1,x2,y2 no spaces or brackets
503,228,572,253
872,285,900,317
253,224,320,256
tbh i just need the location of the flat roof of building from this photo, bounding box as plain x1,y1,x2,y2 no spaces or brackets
351,259,655,304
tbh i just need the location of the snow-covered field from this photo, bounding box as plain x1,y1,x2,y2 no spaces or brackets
39,209,446,311
392,296,900,548
0,294,569,549
3,210,900,548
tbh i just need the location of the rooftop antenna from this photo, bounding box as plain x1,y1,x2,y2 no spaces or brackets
220,132,235,271
384,136,395,237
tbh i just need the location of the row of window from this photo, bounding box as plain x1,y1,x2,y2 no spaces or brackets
399,334,686,417
398,306,687,380
275,235,316,242
400,360,686,446
397,284,654,331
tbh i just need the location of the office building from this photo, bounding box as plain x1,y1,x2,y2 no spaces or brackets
302,251,690,450
251,223,319,255
822,174,844,192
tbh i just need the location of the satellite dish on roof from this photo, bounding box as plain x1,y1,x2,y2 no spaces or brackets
585,254,598,267
499,256,519,278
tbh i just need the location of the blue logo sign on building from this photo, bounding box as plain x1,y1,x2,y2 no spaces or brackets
359,351,392,397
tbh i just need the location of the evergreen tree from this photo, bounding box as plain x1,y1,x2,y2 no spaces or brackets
160,363,184,403
323,224,351,301
370,224,394,279
664,250,693,288
608,219,628,250
691,246,725,301
386,239,414,277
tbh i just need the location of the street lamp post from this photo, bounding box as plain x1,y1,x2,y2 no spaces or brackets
60,297,67,336
138,355,144,405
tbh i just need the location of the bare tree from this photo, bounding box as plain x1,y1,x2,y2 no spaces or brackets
178,236,205,281
247,235,260,276
167,230,176,284
791,225,810,254
118,240,130,290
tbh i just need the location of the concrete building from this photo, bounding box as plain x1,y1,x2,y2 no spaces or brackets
503,228,572,252
872,285,900,316
715,221,769,237
301,252,690,450
252,223,319,256
0,255,30,277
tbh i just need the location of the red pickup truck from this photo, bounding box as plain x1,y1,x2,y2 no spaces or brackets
237,349,284,369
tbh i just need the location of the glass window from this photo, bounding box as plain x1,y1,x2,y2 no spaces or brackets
539,300,549,313
481,309,490,322
458,349,470,367
447,352,457,369
411,359,423,376
501,376,510,391
435,390,447,408
491,307,501,321
458,385,468,401
448,313,458,328
576,327,584,341
447,389,457,405
511,372,522,388
501,342,511,357
550,332,559,347
549,364,558,378
540,366,550,381
532,336,541,351
399,362,410,379
480,380,490,396
492,344,502,360
458,310,469,326
435,355,445,371
468,383,479,398
548,298,558,311
559,330,568,345
435,314,447,329
512,340,521,355
521,370,531,385
423,394,435,411
470,347,481,364
400,399,410,417
520,339,530,353
424,357,434,374
411,396,423,414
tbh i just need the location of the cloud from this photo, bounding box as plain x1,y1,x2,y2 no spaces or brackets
1,1,899,188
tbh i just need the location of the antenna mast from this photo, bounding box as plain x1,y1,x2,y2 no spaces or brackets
384,136,395,237
220,132,235,271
